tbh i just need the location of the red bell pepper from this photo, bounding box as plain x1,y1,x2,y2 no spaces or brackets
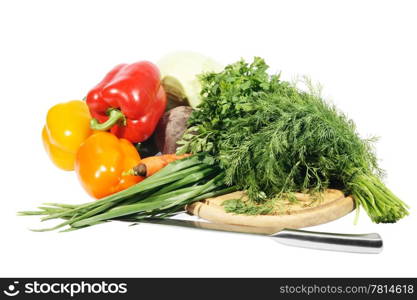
86,61,167,143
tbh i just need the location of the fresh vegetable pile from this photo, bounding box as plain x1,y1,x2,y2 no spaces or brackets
20,52,408,231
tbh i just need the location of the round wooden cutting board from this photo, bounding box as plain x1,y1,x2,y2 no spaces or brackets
186,189,355,234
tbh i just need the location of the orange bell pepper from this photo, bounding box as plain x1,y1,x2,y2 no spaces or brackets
75,132,143,199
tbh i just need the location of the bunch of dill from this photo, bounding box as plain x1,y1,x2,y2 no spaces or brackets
178,57,408,223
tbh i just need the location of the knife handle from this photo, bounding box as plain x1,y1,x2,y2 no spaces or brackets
270,228,383,254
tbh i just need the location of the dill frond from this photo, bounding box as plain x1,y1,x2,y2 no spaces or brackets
178,57,409,223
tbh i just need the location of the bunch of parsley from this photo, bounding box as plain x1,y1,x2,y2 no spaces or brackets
178,57,408,223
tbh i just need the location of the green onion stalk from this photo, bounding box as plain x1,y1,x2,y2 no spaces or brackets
19,155,235,232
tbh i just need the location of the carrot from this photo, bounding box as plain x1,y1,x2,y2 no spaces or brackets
132,154,191,177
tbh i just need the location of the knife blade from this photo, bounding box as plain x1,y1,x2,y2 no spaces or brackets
135,218,383,254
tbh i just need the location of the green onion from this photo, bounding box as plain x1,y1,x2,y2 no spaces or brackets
19,155,231,232
40,161,207,221
71,174,225,228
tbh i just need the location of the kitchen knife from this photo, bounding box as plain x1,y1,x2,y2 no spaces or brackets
135,218,383,254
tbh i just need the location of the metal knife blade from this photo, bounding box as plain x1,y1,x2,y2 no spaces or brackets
135,218,383,254
137,218,274,234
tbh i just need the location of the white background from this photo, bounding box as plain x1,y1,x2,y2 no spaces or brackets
0,0,416,277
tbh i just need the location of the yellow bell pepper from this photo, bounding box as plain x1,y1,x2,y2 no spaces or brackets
42,100,92,171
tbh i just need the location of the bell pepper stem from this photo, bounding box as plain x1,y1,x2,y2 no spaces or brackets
90,109,126,131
